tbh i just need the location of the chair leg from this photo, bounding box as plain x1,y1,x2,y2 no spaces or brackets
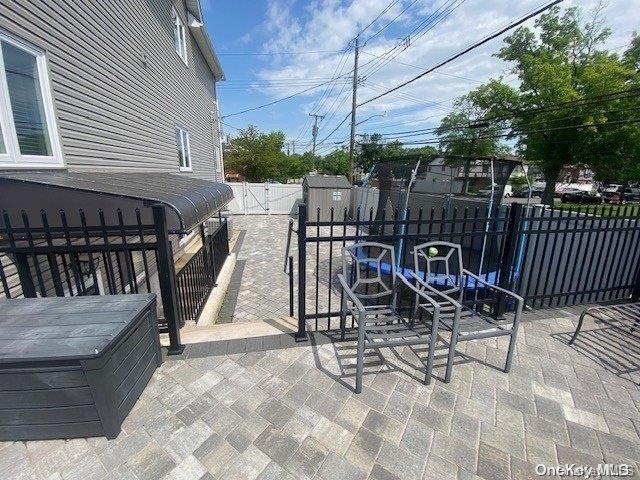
355,322,365,394
424,314,439,385
504,330,518,373
340,295,347,341
444,320,459,383
569,310,589,345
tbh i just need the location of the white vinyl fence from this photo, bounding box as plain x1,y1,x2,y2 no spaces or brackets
227,182,303,215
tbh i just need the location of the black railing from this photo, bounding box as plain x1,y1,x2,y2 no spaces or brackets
175,218,229,324
0,207,231,354
0,208,158,300
509,204,640,309
294,202,640,338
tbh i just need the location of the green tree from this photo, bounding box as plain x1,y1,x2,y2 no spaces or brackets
436,80,518,156
279,152,315,180
225,126,288,182
318,149,349,176
437,4,640,204
496,4,637,203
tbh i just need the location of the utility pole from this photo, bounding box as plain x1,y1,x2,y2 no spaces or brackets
348,35,360,184
309,113,325,156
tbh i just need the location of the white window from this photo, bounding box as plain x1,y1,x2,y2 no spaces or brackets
0,30,63,167
173,7,188,65
332,191,342,201
176,126,191,172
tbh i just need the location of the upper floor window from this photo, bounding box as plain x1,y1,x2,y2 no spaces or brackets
173,7,188,65
176,126,191,172
0,30,63,167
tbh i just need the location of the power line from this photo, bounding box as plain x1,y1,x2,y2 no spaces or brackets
372,116,640,145
363,0,421,45
366,87,640,137
359,50,484,83
360,0,466,80
357,0,565,107
316,112,352,147
221,76,350,118
217,50,345,56
359,0,403,35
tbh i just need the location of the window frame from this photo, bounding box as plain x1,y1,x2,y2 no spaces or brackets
172,7,188,66
0,29,64,168
176,126,192,172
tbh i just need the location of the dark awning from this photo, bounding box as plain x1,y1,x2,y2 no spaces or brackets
0,171,233,232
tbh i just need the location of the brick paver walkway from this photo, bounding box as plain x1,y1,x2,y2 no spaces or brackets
5,307,639,479
218,215,294,323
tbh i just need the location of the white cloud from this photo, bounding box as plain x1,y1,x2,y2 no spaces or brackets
252,0,640,144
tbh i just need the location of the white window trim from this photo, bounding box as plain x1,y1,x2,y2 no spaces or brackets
173,7,188,66
176,126,192,172
0,29,64,168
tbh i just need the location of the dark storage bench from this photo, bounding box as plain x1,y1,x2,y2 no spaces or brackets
0,294,161,441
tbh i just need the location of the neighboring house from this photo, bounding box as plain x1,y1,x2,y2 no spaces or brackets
0,0,225,180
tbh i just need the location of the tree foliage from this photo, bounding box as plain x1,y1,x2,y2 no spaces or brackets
357,134,437,171
317,149,350,176
436,4,640,204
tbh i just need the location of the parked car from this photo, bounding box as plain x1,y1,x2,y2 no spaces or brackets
560,190,603,204
513,187,544,198
555,186,581,198
602,185,640,204
602,185,623,203
476,185,513,198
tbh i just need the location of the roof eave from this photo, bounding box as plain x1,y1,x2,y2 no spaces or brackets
187,13,226,82
185,0,203,21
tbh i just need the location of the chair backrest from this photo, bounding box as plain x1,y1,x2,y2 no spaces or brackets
413,241,464,297
342,242,396,302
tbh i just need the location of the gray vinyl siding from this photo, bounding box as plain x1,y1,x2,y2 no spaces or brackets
0,0,223,182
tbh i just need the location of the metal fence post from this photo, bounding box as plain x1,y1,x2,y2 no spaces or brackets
632,256,640,301
295,204,308,341
14,253,37,298
152,205,185,355
289,256,294,318
495,203,524,317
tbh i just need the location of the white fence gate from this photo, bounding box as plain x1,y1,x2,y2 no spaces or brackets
227,182,303,215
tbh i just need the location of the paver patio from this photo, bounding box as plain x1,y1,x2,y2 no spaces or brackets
4,306,639,480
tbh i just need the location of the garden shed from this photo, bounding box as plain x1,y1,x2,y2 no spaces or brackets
303,174,351,221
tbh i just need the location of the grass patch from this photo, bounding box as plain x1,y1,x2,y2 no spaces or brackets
553,201,640,216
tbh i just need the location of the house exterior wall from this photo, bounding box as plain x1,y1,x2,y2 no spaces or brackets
0,0,224,182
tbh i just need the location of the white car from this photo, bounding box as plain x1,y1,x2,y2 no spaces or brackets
476,185,513,198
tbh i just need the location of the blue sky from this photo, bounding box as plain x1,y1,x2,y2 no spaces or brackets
203,0,638,155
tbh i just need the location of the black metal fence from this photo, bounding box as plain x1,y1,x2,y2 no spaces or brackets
0,208,158,300
176,218,229,324
293,202,640,338
0,207,229,353
509,204,640,309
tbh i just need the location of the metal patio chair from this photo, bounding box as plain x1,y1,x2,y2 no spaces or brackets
338,242,442,393
569,302,640,345
411,241,524,382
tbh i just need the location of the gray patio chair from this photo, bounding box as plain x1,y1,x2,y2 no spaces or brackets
338,242,442,393
569,302,640,345
411,241,524,382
